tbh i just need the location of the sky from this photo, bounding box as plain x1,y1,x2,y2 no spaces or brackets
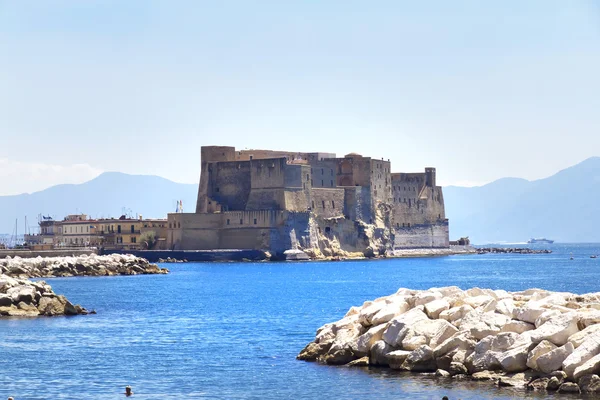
1,1,599,195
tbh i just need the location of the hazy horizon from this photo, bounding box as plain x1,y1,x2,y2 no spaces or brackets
2,1,599,195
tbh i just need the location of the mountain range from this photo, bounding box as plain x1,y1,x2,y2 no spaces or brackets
1,157,598,244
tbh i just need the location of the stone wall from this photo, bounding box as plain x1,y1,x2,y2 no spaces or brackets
310,188,346,219
392,221,450,249
343,186,373,223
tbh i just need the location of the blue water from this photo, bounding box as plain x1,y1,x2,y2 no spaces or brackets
1,244,600,399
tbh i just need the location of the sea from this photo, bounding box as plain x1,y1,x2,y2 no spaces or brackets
1,243,600,399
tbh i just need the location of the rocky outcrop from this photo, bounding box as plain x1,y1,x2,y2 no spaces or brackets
476,248,552,254
298,286,600,393
0,275,89,317
0,253,169,278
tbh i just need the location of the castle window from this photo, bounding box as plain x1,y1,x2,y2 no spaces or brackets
240,219,243,224
227,219,230,225
254,219,257,225
330,180,333,187
330,169,333,176
402,223,405,227
321,180,324,186
312,201,315,208
306,174,309,181
311,179,313,186
321,168,324,175
407,223,411,227
325,227,331,233
322,200,325,208
397,223,399,228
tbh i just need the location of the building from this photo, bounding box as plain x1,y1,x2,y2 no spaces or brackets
167,146,449,256
58,214,100,247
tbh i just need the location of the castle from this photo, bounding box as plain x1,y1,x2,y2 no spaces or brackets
166,146,449,257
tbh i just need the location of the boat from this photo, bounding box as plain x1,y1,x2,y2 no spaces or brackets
527,238,555,244
592,255,598,259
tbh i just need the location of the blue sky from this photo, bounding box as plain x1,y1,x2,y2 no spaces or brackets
1,1,599,195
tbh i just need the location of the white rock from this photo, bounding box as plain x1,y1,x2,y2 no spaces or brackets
439,305,473,324
429,320,459,349
369,340,394,366
382,308,429,347
501,320,535,334
401,333,428,350
462,295,494,309
459,310,510,340
356,324,387,354
578,310,600,329
424,299,450,319
433,332,476,358
497,343,531,373
357,303,385,327
513,303,547,324
573,352,600,381
534,310,562,328
569,324,600,348
563,333,600,379
526,340,558,370
529,312,580,346
414,291,443,307
536,342,574,374
371,300,410,326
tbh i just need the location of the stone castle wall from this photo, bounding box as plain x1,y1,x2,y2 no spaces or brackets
187,146,450,255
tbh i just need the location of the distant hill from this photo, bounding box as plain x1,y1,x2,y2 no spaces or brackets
0,172,198,234
444,157,600,244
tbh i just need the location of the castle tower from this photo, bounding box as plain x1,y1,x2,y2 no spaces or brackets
425,167,437,188
196,146,236,213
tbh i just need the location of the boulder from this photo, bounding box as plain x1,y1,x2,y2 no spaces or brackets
557,382,580,393
579,374,600,393
536,342,574,374
435,369,450,377
534,310,562,328
439,305,473,324
387,350,411,369
345,356,369,367
495,298,516,317
513,303,547,324
563,333,600,379
526,340,557,371
527,377,550,391
448,361,468,376
529,312,579,346
297,342,330,361
546,376,561,391
414,291,442,307
401,345,436,372
382,308,428,347
424,299,450,319
369,340,394,366
356,324,387,354
573,352,600,381
497,343,532,373
569,324,600,348
371,300,410,326
501,320,535,334
433,332,476,358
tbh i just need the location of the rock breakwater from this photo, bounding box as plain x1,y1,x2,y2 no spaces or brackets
476,248,552,254
0,275,90,317
0,253,169,278
298,287,600,393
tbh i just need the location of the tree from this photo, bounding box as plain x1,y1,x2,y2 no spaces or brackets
140,231,157,250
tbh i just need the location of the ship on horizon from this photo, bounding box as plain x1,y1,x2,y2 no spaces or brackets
527,238,555,244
